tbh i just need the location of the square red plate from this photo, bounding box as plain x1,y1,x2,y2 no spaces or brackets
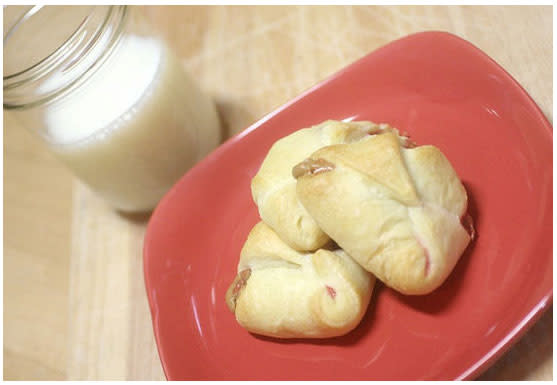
143,31,552,380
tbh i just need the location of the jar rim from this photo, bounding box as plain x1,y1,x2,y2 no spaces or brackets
3,5,127,110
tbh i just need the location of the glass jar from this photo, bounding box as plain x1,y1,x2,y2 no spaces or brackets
4,6,221,212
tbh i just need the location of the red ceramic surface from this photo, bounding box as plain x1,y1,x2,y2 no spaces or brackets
143,31,552,380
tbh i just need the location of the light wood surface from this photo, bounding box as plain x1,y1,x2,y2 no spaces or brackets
3,5,552,380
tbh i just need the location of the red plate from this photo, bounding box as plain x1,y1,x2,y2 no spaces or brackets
143,31,552,380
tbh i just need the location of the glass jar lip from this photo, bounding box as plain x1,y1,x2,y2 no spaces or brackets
3,5,128,110
4,6,87,80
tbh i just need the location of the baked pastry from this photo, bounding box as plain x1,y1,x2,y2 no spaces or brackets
251,120,411,251
226,222,375,338
294,131,472,295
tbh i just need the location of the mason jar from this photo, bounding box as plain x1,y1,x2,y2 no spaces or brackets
4,6,221,212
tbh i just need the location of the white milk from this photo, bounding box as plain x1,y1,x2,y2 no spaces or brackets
42,34,220,211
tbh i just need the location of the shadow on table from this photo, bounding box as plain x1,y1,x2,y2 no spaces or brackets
214,96,256,141
117,210,152,224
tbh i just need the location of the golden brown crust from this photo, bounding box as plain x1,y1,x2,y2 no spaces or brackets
296,132,470,295
251,120,407,251
227,222,375,338
232,119,470,340
306,132,420,205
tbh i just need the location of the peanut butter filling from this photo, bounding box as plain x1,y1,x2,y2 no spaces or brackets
401,137,418,148
344,124,391,142
225,268,252,312
461,213,476,241
292,158,336,179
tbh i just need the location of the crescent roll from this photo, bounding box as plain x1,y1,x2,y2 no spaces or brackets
251,120,411,251
294,131,471,295
225,222,375,338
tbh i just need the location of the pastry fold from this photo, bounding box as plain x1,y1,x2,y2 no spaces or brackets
251,120,408,251
226,222,375,338
295,131,471,295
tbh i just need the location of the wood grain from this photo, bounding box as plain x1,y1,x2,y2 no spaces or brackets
3,5,552,380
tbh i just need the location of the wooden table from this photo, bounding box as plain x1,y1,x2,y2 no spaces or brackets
4,5,552,380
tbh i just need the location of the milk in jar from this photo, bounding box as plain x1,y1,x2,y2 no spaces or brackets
46,35,220,211
3,6,221,212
